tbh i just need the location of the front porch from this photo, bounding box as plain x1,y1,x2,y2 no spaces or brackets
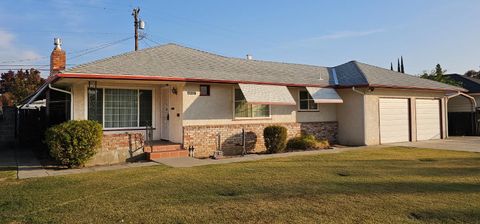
144,140,189,159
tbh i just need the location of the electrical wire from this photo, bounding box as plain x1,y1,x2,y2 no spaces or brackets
0,36,133,65
68,36,133,61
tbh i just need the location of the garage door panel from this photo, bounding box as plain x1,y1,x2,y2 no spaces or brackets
379,98,410,144
416,99,441,141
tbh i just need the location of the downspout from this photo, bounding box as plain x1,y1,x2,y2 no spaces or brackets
351,86,366,95
48,84,74,120
351,86,367,145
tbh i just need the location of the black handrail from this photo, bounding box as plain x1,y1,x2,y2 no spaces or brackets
145,122,153,152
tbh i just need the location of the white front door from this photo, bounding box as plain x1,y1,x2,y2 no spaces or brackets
379,98,410,144
161,87,170,140
416,99,441,141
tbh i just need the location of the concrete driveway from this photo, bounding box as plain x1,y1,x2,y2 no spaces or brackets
391,136,480,152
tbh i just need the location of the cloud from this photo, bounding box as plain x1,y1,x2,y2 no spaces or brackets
0,29,42,67
0,29,15,49
308,29,385,41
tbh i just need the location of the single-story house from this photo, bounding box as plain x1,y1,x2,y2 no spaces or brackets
445,74,479,135
24,40,467,165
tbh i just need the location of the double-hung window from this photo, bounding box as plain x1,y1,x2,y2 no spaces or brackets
88,88,153,128
234,89,270,118
299,90,318,111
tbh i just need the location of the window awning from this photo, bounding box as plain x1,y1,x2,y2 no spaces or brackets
238,83,296,105
306,87,343,103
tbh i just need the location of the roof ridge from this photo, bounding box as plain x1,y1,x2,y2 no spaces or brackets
349,61,371,85
160,43,329,69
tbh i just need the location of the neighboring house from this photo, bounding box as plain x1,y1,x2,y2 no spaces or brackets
23,40,466,165
445,74,480,136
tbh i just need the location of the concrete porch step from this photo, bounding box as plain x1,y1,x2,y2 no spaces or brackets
144,140,182,152
145,144,182,152
147,149,189,160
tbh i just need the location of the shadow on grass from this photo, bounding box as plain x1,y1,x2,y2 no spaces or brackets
0,167,16,172
408,209,480,223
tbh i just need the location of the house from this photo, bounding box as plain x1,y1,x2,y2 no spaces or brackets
23,40,466,165
445,74,479,135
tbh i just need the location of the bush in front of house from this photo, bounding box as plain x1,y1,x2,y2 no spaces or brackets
263,125,288,154
45,120,102,168
287,134,330,151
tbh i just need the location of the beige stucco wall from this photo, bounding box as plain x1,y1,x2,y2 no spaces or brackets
71,82,86,120
182,83,337,126
363,88,448,145
336,89,365,146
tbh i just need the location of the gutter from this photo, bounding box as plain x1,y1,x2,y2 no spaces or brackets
22,75,60,107
58,73,331,88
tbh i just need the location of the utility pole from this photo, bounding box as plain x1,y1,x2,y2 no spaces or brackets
132,7,140,51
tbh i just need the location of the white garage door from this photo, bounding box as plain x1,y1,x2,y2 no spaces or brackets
416,99,441,140
379,98,410,144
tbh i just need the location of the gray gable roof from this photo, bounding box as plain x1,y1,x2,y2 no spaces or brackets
66,43,331,86
445,74,480,93
64,43,464,91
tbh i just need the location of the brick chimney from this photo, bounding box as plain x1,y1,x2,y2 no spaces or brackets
50,38,66,76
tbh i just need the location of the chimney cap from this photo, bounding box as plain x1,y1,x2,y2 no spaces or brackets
54,38,62,49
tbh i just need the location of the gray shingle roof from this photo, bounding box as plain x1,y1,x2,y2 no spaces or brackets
64,43,465,91
445,74,480,93
66,44,331,86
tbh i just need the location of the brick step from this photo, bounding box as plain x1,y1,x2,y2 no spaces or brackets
145,144,182,152
147,149,189,160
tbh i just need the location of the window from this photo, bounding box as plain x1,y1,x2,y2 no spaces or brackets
299,90,318,111
234,89,270,118
88,88,152,128
200,85,210,96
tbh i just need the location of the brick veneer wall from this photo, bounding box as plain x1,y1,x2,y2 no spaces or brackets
86,132,145,166
183,122,338,158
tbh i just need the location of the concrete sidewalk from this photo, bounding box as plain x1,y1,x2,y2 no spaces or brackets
390,136,480,153
0,147,159,179
153,146,368,168
3,145,373,179
16,148,49,179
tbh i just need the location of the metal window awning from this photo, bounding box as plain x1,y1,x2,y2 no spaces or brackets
306,87,343,103
238,83,296,105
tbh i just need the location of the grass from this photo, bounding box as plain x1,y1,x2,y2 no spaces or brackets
0,167,16,182
0,147,479,223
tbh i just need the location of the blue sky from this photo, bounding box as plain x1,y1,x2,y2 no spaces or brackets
0,0,479,77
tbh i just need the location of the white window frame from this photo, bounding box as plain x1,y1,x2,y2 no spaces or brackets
298,90,319,112
232,87,271,120
86,85,155,130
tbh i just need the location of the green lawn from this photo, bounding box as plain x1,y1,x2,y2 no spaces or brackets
1,147,479,224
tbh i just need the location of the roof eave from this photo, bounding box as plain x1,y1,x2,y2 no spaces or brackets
57,73,331,88
335,84,466,92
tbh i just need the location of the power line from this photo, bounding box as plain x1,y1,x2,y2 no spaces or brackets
68,36,133,61
0,36,133,65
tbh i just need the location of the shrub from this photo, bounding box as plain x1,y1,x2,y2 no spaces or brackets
263,125,287,154
287,134,330,150
45,120,102,168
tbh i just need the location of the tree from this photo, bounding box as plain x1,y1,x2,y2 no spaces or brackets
0,69,45,106
400,56,405,73
397,59,401,72
420,64,462,87
465,70,480,79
